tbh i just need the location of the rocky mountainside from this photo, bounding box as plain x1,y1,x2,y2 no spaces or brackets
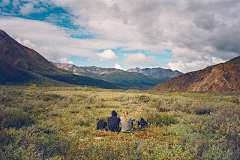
53,63,118,79
0,29,118,89
151,56,240,92
0,30,54,71
52,63,165,86
127,67,182,79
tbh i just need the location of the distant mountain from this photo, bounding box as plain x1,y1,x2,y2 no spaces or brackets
52,63,165,86
127,67,183,79
151,56,240,92
0,29,118,89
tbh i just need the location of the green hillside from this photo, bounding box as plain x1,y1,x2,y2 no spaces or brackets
101,71,165,85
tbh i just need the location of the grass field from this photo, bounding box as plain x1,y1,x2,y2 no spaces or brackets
0,85,239,159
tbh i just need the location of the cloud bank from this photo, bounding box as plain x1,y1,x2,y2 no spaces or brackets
124,53,159,67
0,0,240,73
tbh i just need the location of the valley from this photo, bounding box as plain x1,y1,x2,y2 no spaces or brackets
0,85,239,159
0,28,240,159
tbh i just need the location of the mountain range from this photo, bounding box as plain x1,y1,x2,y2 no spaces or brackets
0,29,180,90
53,63,182,86
0,29,118,89
1,29,239,92
127,67,182,79
151,56,240,92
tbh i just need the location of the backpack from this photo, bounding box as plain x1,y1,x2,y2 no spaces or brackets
96,120,107,130
137,118,148,130
140,118,148,128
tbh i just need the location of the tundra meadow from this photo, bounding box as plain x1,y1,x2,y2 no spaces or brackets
0,85,239,159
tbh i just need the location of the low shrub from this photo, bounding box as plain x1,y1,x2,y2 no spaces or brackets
193,106,213,115
205,108,240,158
178,107,240,159
0,95,13,103
34,134,72,158
147,113,177,126
227,96,239,104
151,101,171,112
74,117,91,126
39,93,64,101
0,108,35,130
138,95,150,103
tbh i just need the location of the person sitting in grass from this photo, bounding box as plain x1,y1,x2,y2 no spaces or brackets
108,110,121,132
120,110,141,133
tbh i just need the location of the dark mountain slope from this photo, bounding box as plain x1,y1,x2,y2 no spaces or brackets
0,60,37,85
151,56,240,92
0,30,53,70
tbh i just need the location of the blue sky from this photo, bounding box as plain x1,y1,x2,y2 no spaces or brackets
1,0,240,73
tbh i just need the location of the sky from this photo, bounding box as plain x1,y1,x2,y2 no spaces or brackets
0,0,240,73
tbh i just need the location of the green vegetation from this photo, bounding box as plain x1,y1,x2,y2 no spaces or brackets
0,85,239,159
0,61,38,85
62,64,167,86
75,69,167,89
92,71,165,85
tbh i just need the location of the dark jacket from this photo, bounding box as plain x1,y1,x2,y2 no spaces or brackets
108,111,120,132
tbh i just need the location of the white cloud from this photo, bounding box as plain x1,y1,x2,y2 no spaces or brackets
12,0,20,8
18,2,47,15
186,61,212,70
124,53,159,67
212,57,225,64
19,3,34,15
16,38,37,49
163,60,188,73
96,49,118,61
114,63,123,70
59,57,70,63
0,0,10,7
164,56,227,73
15,38,23,44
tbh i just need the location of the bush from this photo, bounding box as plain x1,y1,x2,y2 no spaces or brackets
206,108,240,157
193,106,213,115
138,95,150,103
39,93,64,101
147,113,177,126
151,101,171,112
34,134,72,158
0,108,35,130
180,107,240,159
227,96,239,104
